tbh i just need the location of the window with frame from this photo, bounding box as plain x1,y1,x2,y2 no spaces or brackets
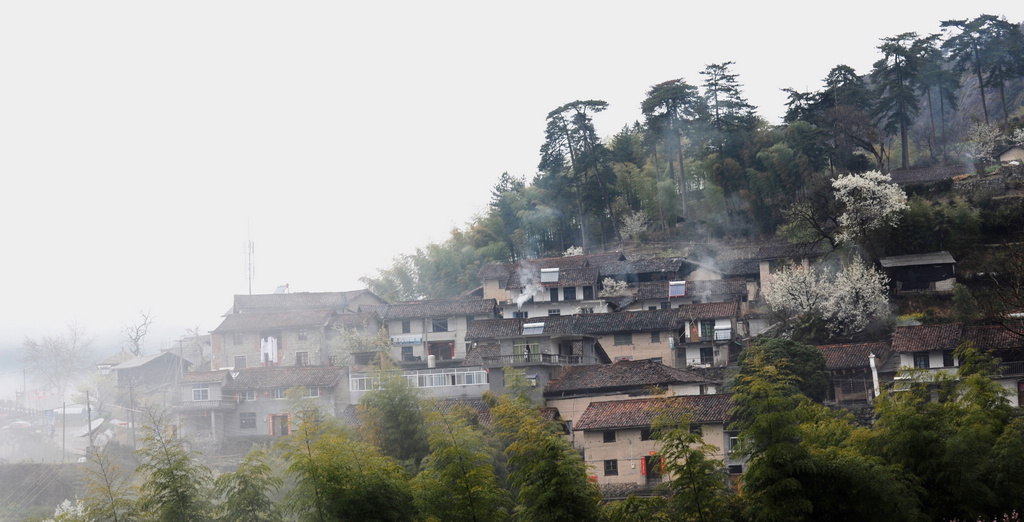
579,308,594,314
640,428,653,441
563,287,576,301
298,329,308,341
700,320,715,339
548,309,561,316
700,347,714,365
649,306,657,311
583,286,594,300
242,390,256,401
239,412,256,430
233,333,243,345
651,331,661,343
661,302,671,310
550,288,559,302
295,351,309,366
270,388,286,400
604,459,618,476
603,430,616,443
401,346,414,361
402,320,411,334
234,355,246,370
513,340,539,361
192,384,209,401
914,352,930,369
513,311,528,319
943,350,955,367
307,387,320,398
432,318,449,332
690,424,703,437
614,333,633,345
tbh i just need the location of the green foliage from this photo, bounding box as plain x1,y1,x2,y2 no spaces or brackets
279,403,416,521
80,446,137,522
737,338,830,402
213,446,282,522
489,375,601,522
601,495,672,522
651,413,735,521
135,405,214,521
413,406,511,522
357,371,430,473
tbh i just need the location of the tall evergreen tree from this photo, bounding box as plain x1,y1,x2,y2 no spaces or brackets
871,32,928,169
641,78,706,218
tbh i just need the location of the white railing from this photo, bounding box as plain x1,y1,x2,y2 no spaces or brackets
350,367,489,391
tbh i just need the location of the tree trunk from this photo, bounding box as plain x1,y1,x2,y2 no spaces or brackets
973,49,990,125
926,87,937,161
999,82,1009,127
676,131,689,221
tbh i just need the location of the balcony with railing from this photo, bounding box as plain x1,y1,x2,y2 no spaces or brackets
175,398,237,411
996,360,1024,377
687,329,735,343
481,353,595,368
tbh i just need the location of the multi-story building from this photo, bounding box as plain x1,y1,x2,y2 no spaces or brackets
210,290,385,370
677,301,742,368
573,394,738,488
374,297,498,363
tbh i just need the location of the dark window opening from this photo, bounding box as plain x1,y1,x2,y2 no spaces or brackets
550,288,559,302
402,320,411,334
603,430,616,443
583,286,594,300
563,287,577,301
432,318,449,332
604,459,618,476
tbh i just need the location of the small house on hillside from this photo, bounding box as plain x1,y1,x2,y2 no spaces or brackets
998,145,1024,163
817,341,890,404
879,251,956,294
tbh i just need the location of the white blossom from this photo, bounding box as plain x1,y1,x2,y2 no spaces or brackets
598,277,630,297
562,245,584,256
620,210,650,241
832,170,908,243
764,260,889,337
1010,127,1024,148
963,123,1002,161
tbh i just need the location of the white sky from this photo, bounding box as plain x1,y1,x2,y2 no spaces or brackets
2,1,1022,354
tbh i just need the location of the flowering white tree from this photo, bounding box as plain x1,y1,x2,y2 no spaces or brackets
598,277,630,297
963,123,1002,161
563,245,584,256
1009,127,1024,148
620,210,650,241
832,171,908,243
764,260,889,338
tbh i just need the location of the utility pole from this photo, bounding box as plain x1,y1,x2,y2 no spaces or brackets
86,391,94,448
62,402,66,463
129,380,137,450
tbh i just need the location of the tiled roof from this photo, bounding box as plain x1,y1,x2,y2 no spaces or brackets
112,351,188,370
756,242,829,261
888,164,969,185
330,312,380,329
544,359,706,396
478,263,512,281
223,366,344,391
891,323,963,353
879,251,956,268
467,309,683,341
381,298,496,320
98,350,135,366
637,279,746,300
506,267,600,289
180,370,232,384
575,309,683,334
677,301,740,321
598,257,685,277
212,309,335,332
716,259,761,277
817,342,890,371
962,325,1024,352
573,394,734,431
466,316,582,340
233,290,375,313
432,398,490,417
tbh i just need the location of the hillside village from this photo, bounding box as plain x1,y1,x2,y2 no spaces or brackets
5,12,1024,522
78,161,1024,494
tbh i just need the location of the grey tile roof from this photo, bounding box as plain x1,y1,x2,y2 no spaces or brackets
111,351,189,370
677,301,740,321
891,323,963,353
212,309,335,332
573,394,734,431
637,279,746,300
962,325,1024,352
574,309,683,334
816,342,890,371
879,251,956,268
506,267,600,289
756,242,829,261
544,359,707,396
380,298,497,320
223,366,344,391
180,370,232,384
716,259,761,277
233,290,379,313
598,257,685,277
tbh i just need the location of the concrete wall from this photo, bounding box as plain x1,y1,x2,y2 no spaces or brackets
598,330,676,364
580,423,727,486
